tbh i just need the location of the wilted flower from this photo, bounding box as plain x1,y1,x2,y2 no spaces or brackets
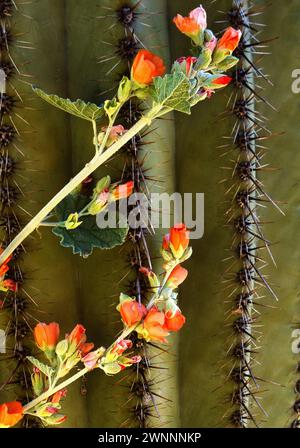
99,125,127,148
111,339,133,356
99,340,141,376
51,389,67,404
0,278,18,292
139,267,160,291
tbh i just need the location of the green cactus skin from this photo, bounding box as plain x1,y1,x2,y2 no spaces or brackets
250,0,300,429
0,0,89,427
167,0,281,428
2,0,298,430
51,0,179,428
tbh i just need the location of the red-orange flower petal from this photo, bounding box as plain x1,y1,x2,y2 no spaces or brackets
119,300,146,327
51,389,67,404
67,324,86,347
216,27,242,52
170,224,189,251
164,309,186,332
143,307,169,343
34,322,60,351
111,181,134,201
166,265,188,289
0,401,23,428
173,15,200,37
211,75,232,86
132,50,165,85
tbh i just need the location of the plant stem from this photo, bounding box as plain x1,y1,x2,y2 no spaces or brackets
23,366,90,413
0,109,162,265
23,262,177,414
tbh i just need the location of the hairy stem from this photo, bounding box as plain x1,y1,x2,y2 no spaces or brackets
0,107,163,265
23,261,177,415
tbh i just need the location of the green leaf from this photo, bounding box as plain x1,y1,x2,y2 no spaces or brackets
33,87,104,122
151,69,191,115
52,194,128,257
27,356,55,379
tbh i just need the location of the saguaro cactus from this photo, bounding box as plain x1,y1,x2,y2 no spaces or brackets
1,0,299,430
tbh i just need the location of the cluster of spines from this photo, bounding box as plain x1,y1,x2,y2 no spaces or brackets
98,1,168,428
0,0,40,427
218,0,281,427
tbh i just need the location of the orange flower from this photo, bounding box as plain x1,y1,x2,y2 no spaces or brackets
163,224,190,260
67,324,94,355
2,279,18,292
137,307,169,344
51,389,67,404
34,322,60,351
216,27,242,52
132,49,166,85
0,401,23,428
164,309,186,332
210,75,232,87
166,265,188,289
173,6,207,40
110,181,134,201
118,299,146,327
0,248,12,277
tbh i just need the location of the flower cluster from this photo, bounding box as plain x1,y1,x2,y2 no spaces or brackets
29,323,94,425
87,175,134,216
0,224,191,428
173,5,242,100
62,176,134,230
116,224,190,344
0,5,237,429
93,6,241,163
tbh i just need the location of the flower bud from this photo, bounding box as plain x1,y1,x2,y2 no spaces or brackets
195,48,212,70
95,176,111,194
216,55,239,71
100,361,122,376
134,88,150,100
104,98,120,118
117,76,132,103
88,189,109,216
31,368,44,397
213,27,242,64
166,265,188,289
55,339,69,358
45,413,67,425
65,213,82,230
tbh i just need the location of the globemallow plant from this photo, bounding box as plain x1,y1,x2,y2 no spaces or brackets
0,3,240,428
